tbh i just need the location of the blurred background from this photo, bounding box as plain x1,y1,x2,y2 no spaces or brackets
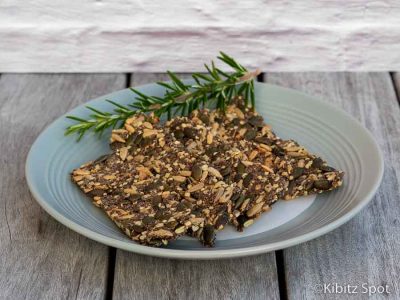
2,0,400,72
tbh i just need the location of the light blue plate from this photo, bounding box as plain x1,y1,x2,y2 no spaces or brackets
26,82,383,259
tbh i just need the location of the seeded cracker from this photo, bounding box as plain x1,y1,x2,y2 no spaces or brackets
205,97,344,229
73,114,238,246
72,98,344,247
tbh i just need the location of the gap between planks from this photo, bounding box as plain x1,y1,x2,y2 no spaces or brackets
111,73,281,300
264,72,400,300
104,73,133,300
0,74,126,300
390,72,400,105
258,72,288,300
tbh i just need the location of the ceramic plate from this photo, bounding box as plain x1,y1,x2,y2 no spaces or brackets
26,82,383,259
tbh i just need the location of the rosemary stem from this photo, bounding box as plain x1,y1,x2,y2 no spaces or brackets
65,52,258,141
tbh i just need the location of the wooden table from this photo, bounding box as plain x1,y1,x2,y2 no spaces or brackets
1,73,399,300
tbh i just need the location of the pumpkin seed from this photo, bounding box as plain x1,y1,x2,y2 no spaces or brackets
177,202,187,211
248,115,264,127
183,200,193,209
132,224,145,233
244,129,257,140
220,166,232,177
155,209,169,220
215,213,229,229
126,132,138,146
140,137,151,146
255,136,272,145
320,165,335,172
89,189,105,197
205,146,218,157
304,180,314,191
237,161,246,174
234,174,242,182
143,180,161,193
234,194,246,209
202,224,215,246
314,179,331,190
237,215,248,230
173,129,184,139
133,133,143,145
147,239,163,246
199,114,210,125
151,195,162,206
183,127,197,139
191,207,202,217
243,173,253,187
166,220,178,229
292,167,304,179
191,165,203,181
93,154,110,164
231,192,241,203
130,194,141,202
272,146,285,157
312,157,323,168
232,118,240,125
288,180,296,194
142,216,155,225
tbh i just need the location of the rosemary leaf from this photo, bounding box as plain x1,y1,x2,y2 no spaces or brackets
65,52,259,141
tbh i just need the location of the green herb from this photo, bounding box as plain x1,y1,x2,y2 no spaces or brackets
65,52,260,141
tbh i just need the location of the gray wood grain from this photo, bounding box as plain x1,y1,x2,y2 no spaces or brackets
0,74,126,300
113,73,281,300
264,73,400,300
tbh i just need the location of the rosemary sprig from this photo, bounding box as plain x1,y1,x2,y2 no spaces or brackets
65,52,260,140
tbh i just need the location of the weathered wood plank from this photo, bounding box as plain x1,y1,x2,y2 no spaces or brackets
113,73,281,300
264,73,400,299
0,74,126,300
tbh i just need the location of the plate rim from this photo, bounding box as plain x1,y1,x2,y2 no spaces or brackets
25,82,384,260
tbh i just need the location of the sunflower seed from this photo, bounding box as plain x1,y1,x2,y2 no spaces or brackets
246,202,264,217
175,226,186,234
172,176,187,183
